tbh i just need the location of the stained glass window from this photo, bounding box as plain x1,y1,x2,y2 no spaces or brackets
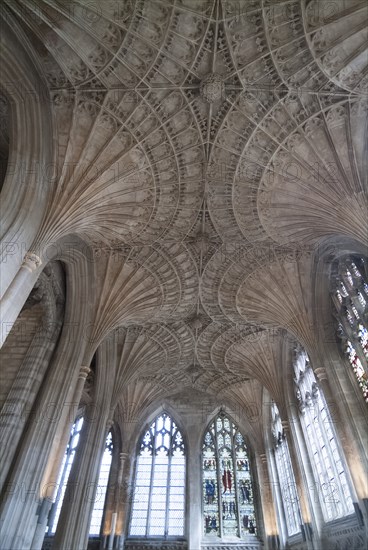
203,411,256,539
331,256,368,402
294,349,354,522
47,417,84,534
129,413,185,538
271,403,301,536
89,431,113,535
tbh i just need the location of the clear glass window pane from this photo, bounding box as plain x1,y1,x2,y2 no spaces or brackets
129,413,185,538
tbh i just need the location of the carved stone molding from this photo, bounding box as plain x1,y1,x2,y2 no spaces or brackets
201,544,261,550
200,73,225,104
125,543,188,550
281,420,290,434
79,366,91,381
322,522,366,550
314,368,328,382
2,0,366,427
21,252,42,273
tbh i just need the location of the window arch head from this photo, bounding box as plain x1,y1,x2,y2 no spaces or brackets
330,255,368,401
202,410,257,539
129,412,185,538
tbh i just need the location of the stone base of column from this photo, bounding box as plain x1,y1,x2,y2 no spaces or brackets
360,498,368,524
353,502,365,527
31,498,53,550
266,534,280,550
301,522,313,542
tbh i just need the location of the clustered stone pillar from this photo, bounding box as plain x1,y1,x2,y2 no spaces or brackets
0,325,86,549
257,453,279,550
267,445,290,545
114,451,130,550
31,366,91,550
0,308,63,491
53,414,113,550
102,449,129,550
187,426,202,550
114,452,133,548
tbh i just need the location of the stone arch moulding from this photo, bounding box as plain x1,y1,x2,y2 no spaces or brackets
0,13,54,299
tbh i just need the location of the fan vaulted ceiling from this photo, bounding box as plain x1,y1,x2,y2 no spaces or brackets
2,0,367,426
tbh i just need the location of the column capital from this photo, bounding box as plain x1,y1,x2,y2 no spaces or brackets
107,418,114,430
120,452,129,465
314,367,328,382
79,366,91,380
281,419,290,433
259,453,267,464
22,252,42,273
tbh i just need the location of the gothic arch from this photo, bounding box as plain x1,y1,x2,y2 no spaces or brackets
0,13,54,297
311,237,368,459
201,408,262,541
128,409,188,539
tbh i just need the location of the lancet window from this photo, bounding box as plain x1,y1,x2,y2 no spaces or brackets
270,402,301,536
129,412,185,538
294,350,354,522
202,411,256,539
331,256,368,401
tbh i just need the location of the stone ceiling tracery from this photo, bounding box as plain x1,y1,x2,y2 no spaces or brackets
2,0,367,420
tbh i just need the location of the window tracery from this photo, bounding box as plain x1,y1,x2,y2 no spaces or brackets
332,256,368,401
129,412,185,538
270,402,301,537
294,350,354,522
89,431,113,536
202,411,256,539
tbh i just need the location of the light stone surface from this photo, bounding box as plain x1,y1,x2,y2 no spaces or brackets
0,1,367,549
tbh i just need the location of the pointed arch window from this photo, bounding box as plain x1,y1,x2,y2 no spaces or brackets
270,402,301,537
129,412,185,538
294,349,354,522
202,411,257,539
331,256,368,401
47,417,84,534
89,431,113,535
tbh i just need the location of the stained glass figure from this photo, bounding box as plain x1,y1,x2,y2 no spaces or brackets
202,411,256,539
129,413,185,538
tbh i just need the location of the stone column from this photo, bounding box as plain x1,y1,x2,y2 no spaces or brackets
113,452,130,550
187,429,202,550
0,324,86,549
0,312,63,491
52,414,113,550
266,448,288,546
0,252,42,347
31,366,91,550
257,453,279,550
